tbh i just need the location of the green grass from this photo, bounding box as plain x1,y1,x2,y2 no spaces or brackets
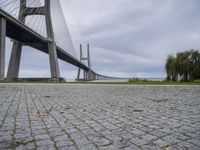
66,81,200,85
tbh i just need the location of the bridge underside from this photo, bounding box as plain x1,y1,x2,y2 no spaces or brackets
0,11,89,70
0,10,120,82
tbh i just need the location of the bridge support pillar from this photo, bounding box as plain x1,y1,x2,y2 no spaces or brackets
0,17,6,80
83,70,86,80
77,44,82,80
85,71,88,80
6,42,22,81
77,44,94,81
45,0,60,80
93,73,96,80
6,0,26,81
48,41,60,80
88,71,92,80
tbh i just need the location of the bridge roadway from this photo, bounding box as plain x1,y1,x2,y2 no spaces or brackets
0,9,95,75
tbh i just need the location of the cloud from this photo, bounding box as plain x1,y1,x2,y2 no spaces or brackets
61,0,200,78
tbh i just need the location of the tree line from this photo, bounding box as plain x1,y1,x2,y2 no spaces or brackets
165,49,200,82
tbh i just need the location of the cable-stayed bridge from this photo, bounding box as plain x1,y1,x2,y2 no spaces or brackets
0,0,122,81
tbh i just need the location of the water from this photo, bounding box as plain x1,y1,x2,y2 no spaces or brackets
90,79,129,82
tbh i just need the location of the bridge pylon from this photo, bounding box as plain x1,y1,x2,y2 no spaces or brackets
0,17,6,80
6,0,60,81
77,44,93,81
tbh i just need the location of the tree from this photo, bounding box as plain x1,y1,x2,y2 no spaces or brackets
165,55,177,81
165,49,200,82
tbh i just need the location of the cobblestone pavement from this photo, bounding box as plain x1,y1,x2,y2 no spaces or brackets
0,84,199,150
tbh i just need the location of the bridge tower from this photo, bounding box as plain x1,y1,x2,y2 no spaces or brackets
0,16,6,80
6,0,60,81
77,44,93,81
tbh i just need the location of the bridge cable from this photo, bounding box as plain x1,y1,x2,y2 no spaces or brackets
32,7,44,35
0,0,17,9
26,0,41,25
50,0,77,57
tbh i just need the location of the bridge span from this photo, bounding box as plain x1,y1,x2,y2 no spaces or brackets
0,0,122,82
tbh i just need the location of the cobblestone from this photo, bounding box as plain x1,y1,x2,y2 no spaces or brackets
0,83,199,150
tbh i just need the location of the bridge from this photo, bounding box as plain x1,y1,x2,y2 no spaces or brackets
0,0,122,82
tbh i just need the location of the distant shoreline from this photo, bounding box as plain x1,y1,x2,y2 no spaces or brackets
0,80,200,85
65,81,200,85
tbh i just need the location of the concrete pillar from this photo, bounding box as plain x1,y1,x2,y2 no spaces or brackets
91,73,93,80
87,44,91,68
89,72,92,80
85,71,88,80
45,0,60,79
77,44,82,80
6,42,22,81
87,44,91,81
83,71,86,80
87,71,90,81
6,0,26,81
0,17,6,81
47,41,60,79
86,71,89,80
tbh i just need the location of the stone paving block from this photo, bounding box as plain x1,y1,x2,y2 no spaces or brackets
141,145,161,150
81,128,97,136
188,139,200,147
24,142,36,149
36,139,54,147
65,126,79,134
78,143,98,150
98,145,116,150
32,129,47,136
150,129,167,137
89,136,111,147
70,133,91,146
59,146,78,150
101,131,122,142
34,134,51,141
92,124,106,132
37,145,57,150
130,136,148,146
56,140,74,148
131,128,146,136
161,134,182,145
0,141,11,149
141,134,157,142
153,139,168,148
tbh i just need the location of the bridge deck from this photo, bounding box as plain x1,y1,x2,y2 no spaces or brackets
0,9,90,71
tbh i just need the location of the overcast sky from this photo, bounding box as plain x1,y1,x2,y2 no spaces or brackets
5,0,200,79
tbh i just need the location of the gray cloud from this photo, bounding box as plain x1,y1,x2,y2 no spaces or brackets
66,0,200,78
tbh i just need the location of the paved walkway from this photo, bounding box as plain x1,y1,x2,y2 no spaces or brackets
0,84,199,150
